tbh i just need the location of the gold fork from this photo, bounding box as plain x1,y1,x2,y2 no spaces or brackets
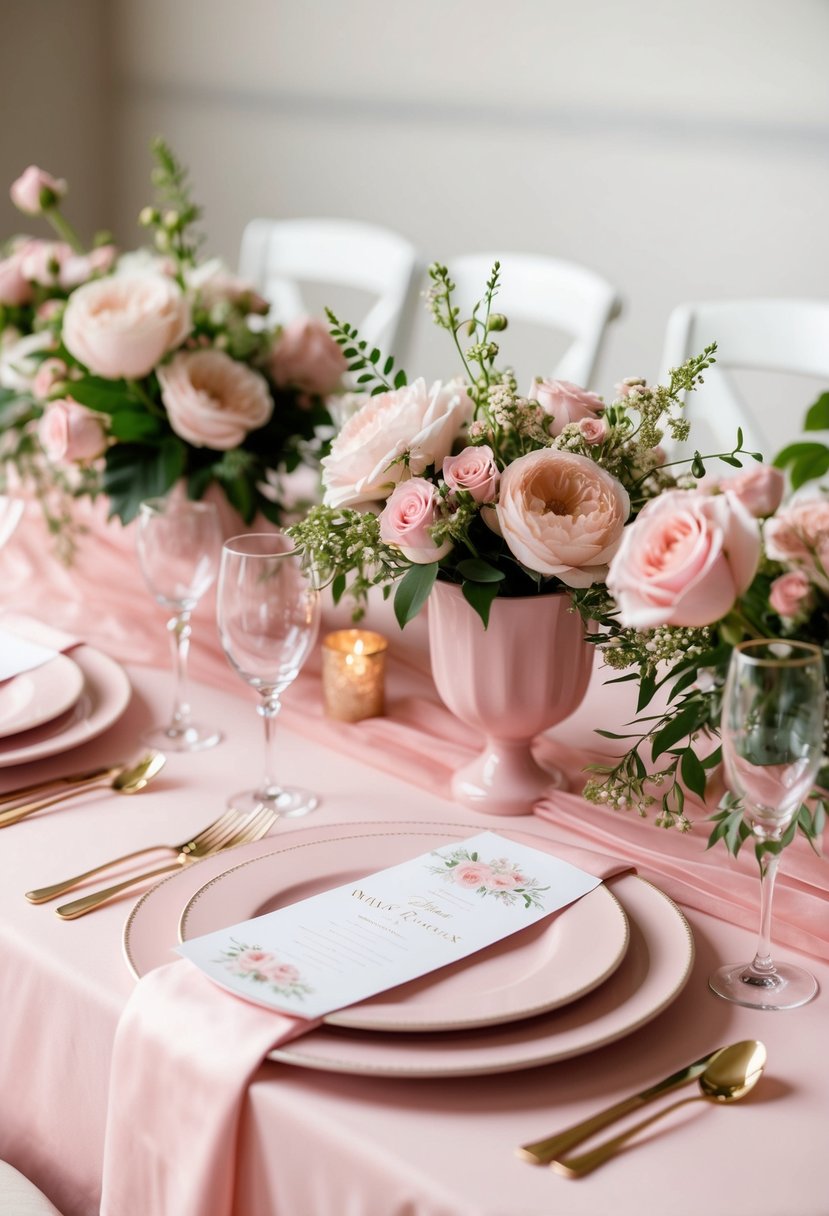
54,806,278,920
25,805,254,904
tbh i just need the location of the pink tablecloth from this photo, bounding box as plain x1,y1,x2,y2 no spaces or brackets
0,506,827,1216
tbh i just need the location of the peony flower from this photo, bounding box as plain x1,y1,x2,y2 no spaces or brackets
709,464,785,519
158,349,273,449
0,247,33,306
765,495,829,591
0,329,55,392
528,379,604,437
606,489,761,628
497,449,630,587
38,398,108,463
453,862,493,888
62,272,191,379
10,166,67,215
442,445,500,502
769,570,814,620
378,477,453,564
321,377,473,508
270,315,347,398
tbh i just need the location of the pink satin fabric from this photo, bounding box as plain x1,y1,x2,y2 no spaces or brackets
101,840,633,1216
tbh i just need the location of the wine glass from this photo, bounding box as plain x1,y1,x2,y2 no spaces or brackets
136,497,223,752
217,532,320,816
709,639,825,1009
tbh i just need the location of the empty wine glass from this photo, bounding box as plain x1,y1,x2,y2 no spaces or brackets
136,497,223,752
217,532,320,816
710,639,825,1009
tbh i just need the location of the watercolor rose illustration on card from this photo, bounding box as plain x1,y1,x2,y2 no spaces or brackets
217,941,313,1001
426,846,549,910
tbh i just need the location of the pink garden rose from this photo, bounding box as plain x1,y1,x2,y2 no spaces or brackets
10,166,66,215
62,271,191,379
497,449,630,587
38,398,108,463
769,570,814,619
529,379,604,437
606,489,761,628
453,862,493,888
710,465,785,519
158,349,273,449
32,358,68,400
378,477,453,564
578,416,609,446
0,247,33,305
321,377,473,508
270,315,347,397
765,495,829,591
442,445,500,502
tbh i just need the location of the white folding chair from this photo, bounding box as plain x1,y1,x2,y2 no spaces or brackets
659,299,829,458
238,218,420,356
441,252,622,389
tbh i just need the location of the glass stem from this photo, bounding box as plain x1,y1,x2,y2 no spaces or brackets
167,611,193,733
258,693,282,796
747,849,781,978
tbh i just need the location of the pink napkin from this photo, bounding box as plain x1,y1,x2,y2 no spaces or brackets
100,836,632,1216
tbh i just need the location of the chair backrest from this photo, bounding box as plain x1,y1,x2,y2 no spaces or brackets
238,218,420,356
441,252,623,389
659,299,829,457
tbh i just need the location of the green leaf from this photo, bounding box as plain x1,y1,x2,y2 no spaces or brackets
66,376,132,413
393,562,438,629
102,437,186,524
456,558,505,583
690,452,705,479
383,356,394,376
651,704,703,761
804,391,829,431
702,745,722,770
394,369,407,388
636,671,657,713
461,578,500,628
680,747,707,800
773,440,829,469
108,411,163,442
331,573,346,605
719,455,742,468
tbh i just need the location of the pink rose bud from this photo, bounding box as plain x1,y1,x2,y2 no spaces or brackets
716,465,785,519
10,166,67,215
0,248,34,306
38,398,108,463
769,570,814,619
32,358,68,401
270,315,348,398
528,378,604,437
442,445,500,502
578,416,609,445
378,477,453,564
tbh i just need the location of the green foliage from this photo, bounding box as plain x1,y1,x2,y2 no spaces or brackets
326,310,407,396
393,562,438,628
102,438,187,523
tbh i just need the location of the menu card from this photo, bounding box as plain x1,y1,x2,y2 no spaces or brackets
178,831,601,1018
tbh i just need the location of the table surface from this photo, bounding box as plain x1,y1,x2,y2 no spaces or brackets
0,658,827,1216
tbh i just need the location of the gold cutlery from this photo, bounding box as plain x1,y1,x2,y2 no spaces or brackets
0,752,165,829
550,1040,767,1177
55,804,278,919
26,805,260,904
517,1040,762,1166
0,762,123,806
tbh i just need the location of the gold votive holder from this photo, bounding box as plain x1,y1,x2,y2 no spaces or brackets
321,629,388,722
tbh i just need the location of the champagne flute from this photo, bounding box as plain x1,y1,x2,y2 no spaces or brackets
136,497,223,752
710,639,825,1009
217,532,320,816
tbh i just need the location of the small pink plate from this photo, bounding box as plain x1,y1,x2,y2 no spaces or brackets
178,829,629,1033
0,654,85,740
0,646,131,768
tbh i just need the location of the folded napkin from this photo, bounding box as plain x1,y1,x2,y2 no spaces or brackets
100,836,631,1216
0,616,80,682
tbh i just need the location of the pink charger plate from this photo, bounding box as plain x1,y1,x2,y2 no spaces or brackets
0,653,85,739
124,821,694,1075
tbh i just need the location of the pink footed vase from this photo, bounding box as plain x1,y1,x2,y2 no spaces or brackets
428,581,594,816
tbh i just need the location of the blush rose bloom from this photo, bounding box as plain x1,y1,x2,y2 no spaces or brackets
0,248,33,305
158,349,273,449
710,465,785,519
38,398,108,463
18,240,72,287
606,490,761,628
378,477,453,564
769,570,814,619
10,166,66,215
270,315,347,398
321,377,473,508
62,272,191,379
528,379,604,437
578,416,609,446
497,449,630,587
442,445,500,503
765,496,829,591
32,358,68,400
453,862,493,888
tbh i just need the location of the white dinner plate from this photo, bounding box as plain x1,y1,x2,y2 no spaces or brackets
0,653,85,739
178,829,630,1032
124,821,694,1075
0,645,131,767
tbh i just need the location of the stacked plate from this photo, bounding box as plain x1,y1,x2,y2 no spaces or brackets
124,820,694,1078
0,641,131,768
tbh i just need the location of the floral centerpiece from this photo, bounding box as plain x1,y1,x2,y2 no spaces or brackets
289,262,827,854
0,140,345,556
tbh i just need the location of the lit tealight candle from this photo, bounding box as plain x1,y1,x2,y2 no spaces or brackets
321,629,388,722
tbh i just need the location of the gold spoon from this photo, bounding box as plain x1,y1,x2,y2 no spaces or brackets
0,752,166,828
551,1039,767,1178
